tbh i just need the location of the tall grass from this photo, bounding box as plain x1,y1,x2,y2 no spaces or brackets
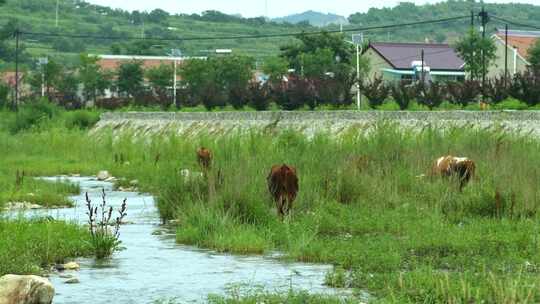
2,112,540,302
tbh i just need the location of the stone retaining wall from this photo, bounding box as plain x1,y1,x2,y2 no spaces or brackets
94,111,540,137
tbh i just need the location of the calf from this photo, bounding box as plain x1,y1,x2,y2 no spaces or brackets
196,147,213,171
267,164,299,217
431,155,476,190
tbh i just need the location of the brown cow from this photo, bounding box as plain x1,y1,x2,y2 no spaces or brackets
196,147,213,171
431,155,476,190
267,164,299,217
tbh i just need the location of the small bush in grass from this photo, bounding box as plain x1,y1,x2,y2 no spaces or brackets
361,76,390,109
85,189,127,259
64,110,100,129
324,266,350,288
390,80,415,110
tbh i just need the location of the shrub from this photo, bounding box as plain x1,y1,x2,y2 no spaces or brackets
390,80,415,110
446,80,480,106
228,86,249,110
0,83,9,109
492,98,528,110
64,110,100,130
95,97,129,110
509,71,540,106
416,82,447,110
361,76,390,109
85,190,127,259
8,99,59,133
288,78,317,110
485,76,510,104
274,82,305,111
248,82,270,111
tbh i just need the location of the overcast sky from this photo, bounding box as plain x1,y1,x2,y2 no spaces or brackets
86,0,539,18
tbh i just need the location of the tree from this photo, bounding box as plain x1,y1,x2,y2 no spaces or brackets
52,37,86,53
528,39,540,75
280,31,353,73
302,48,334,78
454,29,497,80
117,61,144,98
148,9,169,24
78,54,111,104
28,59,62,98
180,58,223,109
146,64,173,106
219,55,254,109
262,57,288,85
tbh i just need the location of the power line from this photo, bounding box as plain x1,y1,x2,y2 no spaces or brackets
18,15,470,42
489,15,540,31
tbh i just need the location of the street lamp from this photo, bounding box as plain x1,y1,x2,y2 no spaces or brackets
170,49,182,106
38,57,48,98
348,33,364,110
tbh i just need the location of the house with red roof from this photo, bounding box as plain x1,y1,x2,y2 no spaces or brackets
363,42,466,82
490,29,540,78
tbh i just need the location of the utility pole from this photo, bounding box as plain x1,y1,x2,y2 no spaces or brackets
421,49,425,85
14,29,20,111
470,10,475,81
504,24,508,87
55,0,59,27
480,6,488,105
352,33,363,110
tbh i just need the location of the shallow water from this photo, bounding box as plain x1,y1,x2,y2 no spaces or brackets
18,177,349,304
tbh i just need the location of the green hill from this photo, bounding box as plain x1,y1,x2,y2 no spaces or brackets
0,0,313,63
347,1,540,44
0,0,539,68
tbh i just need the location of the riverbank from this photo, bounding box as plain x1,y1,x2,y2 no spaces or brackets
2,109,540,302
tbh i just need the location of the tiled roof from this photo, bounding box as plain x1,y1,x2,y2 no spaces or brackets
495,29,540,59
369,42,465,71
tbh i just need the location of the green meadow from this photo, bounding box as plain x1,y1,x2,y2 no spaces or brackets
2,105,540,303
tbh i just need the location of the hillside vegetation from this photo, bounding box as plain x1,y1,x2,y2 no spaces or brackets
1,0,539,65
0,0,312,61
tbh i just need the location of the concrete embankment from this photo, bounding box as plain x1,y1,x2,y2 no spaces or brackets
93,111,540,137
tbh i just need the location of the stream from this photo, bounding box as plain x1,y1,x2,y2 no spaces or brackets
16,177,351,303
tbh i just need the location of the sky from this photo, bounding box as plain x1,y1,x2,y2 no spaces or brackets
86,0,540,18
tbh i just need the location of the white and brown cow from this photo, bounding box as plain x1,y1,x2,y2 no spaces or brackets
431,155,476,190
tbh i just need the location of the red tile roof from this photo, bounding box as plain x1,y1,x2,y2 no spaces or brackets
495,30,540,59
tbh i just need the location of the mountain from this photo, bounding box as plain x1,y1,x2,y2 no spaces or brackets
273,11,349,27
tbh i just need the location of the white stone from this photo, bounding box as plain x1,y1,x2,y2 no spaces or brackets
62,262,80,270
0,274,55,304
97,170,111,181
4,202,43,210
64,278,80,284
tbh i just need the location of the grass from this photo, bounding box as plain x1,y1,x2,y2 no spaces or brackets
1,109,540,302
0,217,92,276
207,289,356,304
